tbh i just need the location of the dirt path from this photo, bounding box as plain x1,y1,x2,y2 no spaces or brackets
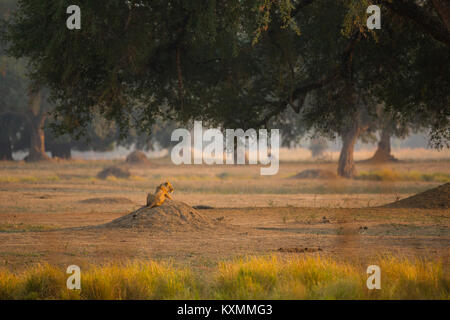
0,206,448,271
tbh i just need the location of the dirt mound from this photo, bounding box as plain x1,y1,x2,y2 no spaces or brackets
384,183,449,209
100,200,215,231
291,169,338,180
97,166,131,179
126,151,150,165
79,197,134,204
361,149,398,164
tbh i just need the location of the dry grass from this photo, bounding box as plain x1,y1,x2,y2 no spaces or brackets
0,261,198,300
356,169,450,182
214,255,449,300
0,223,58,233
0,256,447,300
0,175,59,183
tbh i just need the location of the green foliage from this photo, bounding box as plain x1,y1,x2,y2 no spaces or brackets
1,0,448,148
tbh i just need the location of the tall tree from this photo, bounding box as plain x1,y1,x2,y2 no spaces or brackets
0,0,29,160
25,89,51,161
2,0,448,172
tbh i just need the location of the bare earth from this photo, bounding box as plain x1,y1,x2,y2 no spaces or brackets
0,159,448,272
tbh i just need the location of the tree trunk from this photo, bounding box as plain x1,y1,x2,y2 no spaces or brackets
0,139,13,161
338,123,361,178
367,126,398,163
309,137,328,158
0,116,13,160
432,0,450,35
26,113,50,162
378,126,391,155
50,143,72,159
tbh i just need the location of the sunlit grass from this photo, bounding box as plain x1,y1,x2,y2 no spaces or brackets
80,261,199,300
0,256,447,300
0,261,199,300
214,255,449,300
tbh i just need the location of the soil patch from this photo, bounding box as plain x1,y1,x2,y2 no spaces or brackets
126,151,150,165
99,200,217,231
291,169,339,180
97,166,131,179
360,149,399,164
277,247,323,253
79,197,134,205
384,183,449,209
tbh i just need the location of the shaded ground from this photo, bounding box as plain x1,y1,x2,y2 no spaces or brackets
79,197,134,204
291,169,339,180
96,166,131,179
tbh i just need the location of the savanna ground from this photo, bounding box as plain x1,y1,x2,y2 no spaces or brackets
0,157,449,299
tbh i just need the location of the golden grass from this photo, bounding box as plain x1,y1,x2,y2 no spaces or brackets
0,256,447,300
214,255,449,300
0,261,198,300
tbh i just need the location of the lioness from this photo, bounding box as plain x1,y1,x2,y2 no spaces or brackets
146,181,174,208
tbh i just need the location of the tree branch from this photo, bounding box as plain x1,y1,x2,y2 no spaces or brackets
255,31,361,128
290,0,315,18
290,31,361,112
431,0,450,36
380,0,450,48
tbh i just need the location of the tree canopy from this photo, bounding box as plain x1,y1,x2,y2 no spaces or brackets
1,0,448,170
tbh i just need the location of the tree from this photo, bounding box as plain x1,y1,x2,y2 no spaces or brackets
379,0,450,48
364,110,405,163
0,0,30,160
274,1,449,176
2,0,448,173
309,137,328,159
24,89,52,161
45,113,118,159
367,116,398,163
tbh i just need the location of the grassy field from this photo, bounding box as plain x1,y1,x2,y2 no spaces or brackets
0,158,448,299
0,256,447,300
